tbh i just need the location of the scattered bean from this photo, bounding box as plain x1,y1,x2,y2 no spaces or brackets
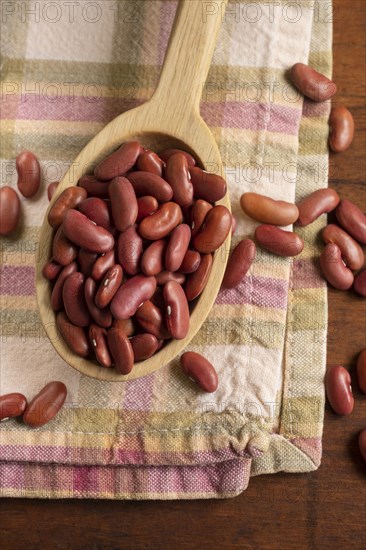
23,381,67,428
356,349,366,394
296,188,340,227
322,224,364,270
329,106,354,153
0,393,27,421
180,351,218,393
354,269,366,297
255,225,304,256
0,186,21,236
221,239,256,289
240,192,299,226
336,199,366,245
319,243,354,290
16,150,40,198
325,365,354,415
290,63,337,102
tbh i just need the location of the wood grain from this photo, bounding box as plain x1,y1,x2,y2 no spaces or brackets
1,1,365,548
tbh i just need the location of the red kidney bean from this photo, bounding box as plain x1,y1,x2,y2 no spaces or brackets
354,269,366,297
320,243,354,290
255,225,304,256
51,261,78,311
136,150,164,176
329,106,354,153
164,153,193,207
78,175,109,197
0,186,21,236
179,249,201,274
0,393,27,421
165,224,191,272
185,253,213,301
95,264,123,308
89,325,112,368
359,429,366,463
336,199,366,245
231,215,237,235
78,249,99,277
78,197,113,232
163,280,190,339
141,239,166,276
94,141,143,180
180,351,218,393
325,365,354,415
139,202,183,240
117,225,143,276
62,272,91,327
48,187,87,229
107,325,134,374
84,277,112,328
221,239,256,289
56,311,89,357
63,209,114,253
322,224,364,270
42,259,62,281
127,171,173,202
108,176,138,232
23,381,67,428
16,150,40,198
52,224,78,266
189,167,227,202
296,188,340,227
135,300,170,340
240,192,299,226
156,270,186,286
110,275,157,319
357,349,366,394
159,148,196,167
91,249,115,281
130,333,159,361
193,205,232,253
47,181,59,201
113,318,136,337
137,196,159,222
190,199,213,238
290,63,337,102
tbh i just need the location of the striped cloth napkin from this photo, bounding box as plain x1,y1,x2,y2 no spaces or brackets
0,0,332,499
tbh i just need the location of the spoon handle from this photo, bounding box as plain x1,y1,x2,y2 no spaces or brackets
152,0,228,117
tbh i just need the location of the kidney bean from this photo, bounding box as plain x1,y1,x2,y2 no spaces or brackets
163,280,190,339
290,63,337,102
51,261,78,311
231,215,237,235
240,193,299,226
108,176,138,232
141,239,166,276
78,175,109,197
52,224,78,266
42,259,62,281
159,148,196,167
130,333,159,361
193,205,232,253
255,225,304,257
137,196,159,222
48,187,87,229
0,186,21,236
89,325,112,368
94,141,143,180
78,249,99,277
139,202,183,240
136,150,164,176
354,269,366,297
190,199,213,238
78,197,113,232
296,188,340,227
164,153,193,207
156,270,186,286
0,393,27,421
189,167,226,202
356,349,366,394
322,224,364,270
63,209,114,253
95,264,123,308
16,150,40,198
112,318,136,337
47,181,59,201
221,239,256,289
185,253,213,301
23,381,67,428
325,365,354,415
107,325,134,374
117,225,143,276
329,106,354,153
336,199,366,245
135,300,170,339
110,275,157,319
62,272,91,327
180,352,218,393
165,224,191,272
179,249,201,274
320,243,354,290
84,277,112,328
56,311,90,357
359,429,366,463
91,249,115,281
127,171,173,202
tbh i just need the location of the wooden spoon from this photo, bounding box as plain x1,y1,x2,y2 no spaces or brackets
36,0,230,381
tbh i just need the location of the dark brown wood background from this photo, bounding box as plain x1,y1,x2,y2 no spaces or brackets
1,1,365,548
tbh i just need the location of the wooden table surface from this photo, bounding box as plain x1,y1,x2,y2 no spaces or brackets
1,1,365,548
